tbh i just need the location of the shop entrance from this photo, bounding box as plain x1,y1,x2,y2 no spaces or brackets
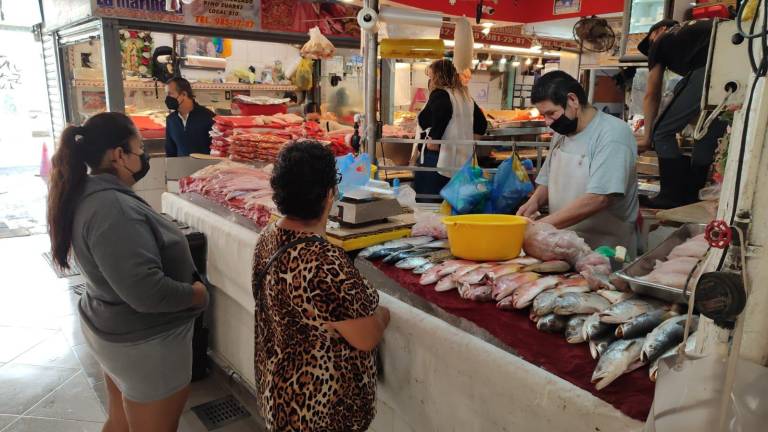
0,3,50,237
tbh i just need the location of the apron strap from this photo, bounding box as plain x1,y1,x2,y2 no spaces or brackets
254,235,325,292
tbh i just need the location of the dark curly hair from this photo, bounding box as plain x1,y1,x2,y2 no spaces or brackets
271,141,337,220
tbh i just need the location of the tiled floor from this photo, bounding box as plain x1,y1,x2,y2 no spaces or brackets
0,232,265,431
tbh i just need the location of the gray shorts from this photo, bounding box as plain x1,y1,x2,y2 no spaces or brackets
81,318,195,403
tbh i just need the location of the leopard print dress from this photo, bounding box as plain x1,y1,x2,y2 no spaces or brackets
252,224,379,431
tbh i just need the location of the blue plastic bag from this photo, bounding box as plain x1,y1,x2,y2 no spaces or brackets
490,154,533,213
335,153,370,199
440,157,490,214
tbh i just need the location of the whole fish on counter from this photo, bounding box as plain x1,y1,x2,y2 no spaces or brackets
507,256,542,266
596,290,634,305
536,314,570,333
419,260,474,285
511,275,564,309
367,245,414,260
649,332,697,382
485,263,522,282
383,247,435,264
598,298,669,324
615,309,670,339
640,315,698,363
531,279,591,316
582,313,617,342
522,260,571,274
458,265,497,285
565,315,590,344
589,335,617,359
435,263,486,292
553,292,611,315
413,262,436,274
362,236,434,260
492,272,540,301
592,338,645,390
395,256,430,270
460,284,494,302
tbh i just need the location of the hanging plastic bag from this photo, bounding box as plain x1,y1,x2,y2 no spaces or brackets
292,58,314,91
301,26,336,60
335,153,371,199
490,154,533,214
440,155,490,214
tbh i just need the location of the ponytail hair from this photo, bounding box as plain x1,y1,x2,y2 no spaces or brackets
47,112,138,269
428,59,469,99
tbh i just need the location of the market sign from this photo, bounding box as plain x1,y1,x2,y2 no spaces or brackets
440,24,577,50
93,0,260,31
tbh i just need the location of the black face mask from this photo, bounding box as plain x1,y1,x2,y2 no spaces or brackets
128,152,151,182
549,107,579,135
165,95,180,111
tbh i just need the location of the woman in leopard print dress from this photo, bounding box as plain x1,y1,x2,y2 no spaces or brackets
252,141,390,431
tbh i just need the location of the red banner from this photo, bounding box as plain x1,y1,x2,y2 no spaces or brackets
440,24,578,50
261,0,360,39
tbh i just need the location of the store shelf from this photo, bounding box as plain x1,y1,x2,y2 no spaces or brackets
72,79,297,92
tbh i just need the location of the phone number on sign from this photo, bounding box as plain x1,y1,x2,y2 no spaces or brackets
195,15,255,29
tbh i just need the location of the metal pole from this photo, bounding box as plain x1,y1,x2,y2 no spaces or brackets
99,18,126,112
364,0,379,164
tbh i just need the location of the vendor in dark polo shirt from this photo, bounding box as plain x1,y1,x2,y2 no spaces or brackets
164,77,215,157
637,19,727,209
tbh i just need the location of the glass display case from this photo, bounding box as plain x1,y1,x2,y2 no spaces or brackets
621,0,672,61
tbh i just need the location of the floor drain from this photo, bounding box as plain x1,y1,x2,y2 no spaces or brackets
71,282,86,296
191,395,251,431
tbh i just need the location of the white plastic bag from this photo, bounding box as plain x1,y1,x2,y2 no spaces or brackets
412,211,447,239
301,27,336,60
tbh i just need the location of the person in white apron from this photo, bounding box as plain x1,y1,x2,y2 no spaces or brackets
412,60,488,202
517,71,639,254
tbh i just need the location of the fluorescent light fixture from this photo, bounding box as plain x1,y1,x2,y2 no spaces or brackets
525,58,532,66
444,40,455,47
484,59,494,65
474,43,485,49
511,60,521,67
544,50,562,56
481,22,494,28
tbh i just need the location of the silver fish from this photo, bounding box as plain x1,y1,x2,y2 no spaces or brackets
592,338,645,390
359,244,387,259
589,335,616,359
649,332,698,382
598,298,669,324
615,309,669,339
383,248,435,264
640,315,699,363
413,262,436,274
368,245,413,260
583,313,617,341
553,292,611,316
536,314,570,333
395,257,429,270
532,284,592,316
565,314,590,344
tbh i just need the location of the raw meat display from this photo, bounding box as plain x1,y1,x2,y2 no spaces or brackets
179,161,278,227
638,234,709,289
362,233,694,392
524,222,613,289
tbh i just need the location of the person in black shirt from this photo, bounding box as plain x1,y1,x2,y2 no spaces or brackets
164,77,216,157
637,19,727,209
413,59,488,202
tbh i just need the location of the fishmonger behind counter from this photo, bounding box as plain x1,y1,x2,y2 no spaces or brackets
164,77,215,157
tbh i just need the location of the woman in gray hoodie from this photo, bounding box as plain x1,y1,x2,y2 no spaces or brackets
47,112,209,432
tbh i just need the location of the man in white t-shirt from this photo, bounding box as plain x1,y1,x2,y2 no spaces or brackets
517,71,639,252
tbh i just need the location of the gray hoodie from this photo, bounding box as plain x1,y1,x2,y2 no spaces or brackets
72,174,207,343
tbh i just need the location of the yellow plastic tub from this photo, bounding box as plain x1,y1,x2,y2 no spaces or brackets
442,214,528,261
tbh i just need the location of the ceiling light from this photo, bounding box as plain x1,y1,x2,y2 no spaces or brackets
499,57,507,65
472,59,480,65
444,40,455,47
525,58,532,66
488,45,542,54
473,43,485,49
511,60,521,67
484,59,493,65
482,27,491,35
